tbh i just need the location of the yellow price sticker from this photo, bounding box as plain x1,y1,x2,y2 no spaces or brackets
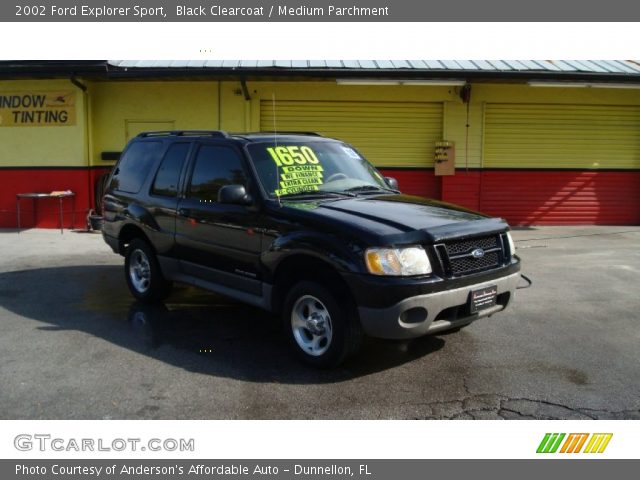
267,146,320,167
281,171,324,181
282,165,323,172
279,177,323,189
275,185,319,196
269,145,324,197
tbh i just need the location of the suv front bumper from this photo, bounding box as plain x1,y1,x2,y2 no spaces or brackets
356,272,520,339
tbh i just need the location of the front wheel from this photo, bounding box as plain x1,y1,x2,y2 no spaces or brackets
282,281,362,368
124,238,172,303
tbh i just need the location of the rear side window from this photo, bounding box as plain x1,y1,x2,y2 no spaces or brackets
151,143,190,197
110,141,163,193
188,145,247,202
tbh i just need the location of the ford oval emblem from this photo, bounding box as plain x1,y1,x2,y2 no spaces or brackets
471,248,485,259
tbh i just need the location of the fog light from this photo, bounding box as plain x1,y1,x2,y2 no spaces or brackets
400,307,428,324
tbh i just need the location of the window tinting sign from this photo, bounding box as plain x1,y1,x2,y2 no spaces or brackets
0,91,76,126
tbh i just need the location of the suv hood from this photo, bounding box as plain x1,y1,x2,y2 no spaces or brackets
278,193,509,244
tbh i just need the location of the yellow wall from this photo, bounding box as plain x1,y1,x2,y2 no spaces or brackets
229,81,639,169
219,81,251,132
4,78,638,171
88,81,220,166
226,80,457,168
455,84,640,168
87,79,460,168
241,80,457,132
0,79,87,167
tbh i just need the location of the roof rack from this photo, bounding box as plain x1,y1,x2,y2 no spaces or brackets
257,131,323,137
136,130,229,138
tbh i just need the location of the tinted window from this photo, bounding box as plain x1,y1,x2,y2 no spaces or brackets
151,143,190,197
188,146,247,202
111,141,163,193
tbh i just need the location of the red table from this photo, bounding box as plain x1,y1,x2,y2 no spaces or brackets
16,192,76,234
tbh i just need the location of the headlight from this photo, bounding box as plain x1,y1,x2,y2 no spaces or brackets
365,246,432,276
506,231,516,255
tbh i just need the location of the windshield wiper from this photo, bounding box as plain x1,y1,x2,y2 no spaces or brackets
344,185,400,194
277,190,356,199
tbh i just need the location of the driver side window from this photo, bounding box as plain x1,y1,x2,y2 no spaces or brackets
188,145,247,202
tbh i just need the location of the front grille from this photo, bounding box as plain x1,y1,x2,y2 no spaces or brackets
450,251,499,275
445,235,499,256
436,234,505,277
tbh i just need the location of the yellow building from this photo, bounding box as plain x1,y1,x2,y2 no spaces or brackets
1,60,639,228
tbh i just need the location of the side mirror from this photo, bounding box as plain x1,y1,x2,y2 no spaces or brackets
218,185,252,205
384,177,399,190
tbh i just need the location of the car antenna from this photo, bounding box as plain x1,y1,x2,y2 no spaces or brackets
272,92,282,207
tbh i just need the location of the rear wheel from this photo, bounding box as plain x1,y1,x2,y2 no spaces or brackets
282,281,362,368
124,238,172,303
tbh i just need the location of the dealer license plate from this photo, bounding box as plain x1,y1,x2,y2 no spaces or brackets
469,285,498,313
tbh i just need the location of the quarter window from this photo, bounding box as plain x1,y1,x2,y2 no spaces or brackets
151,143,190,197
110,141,163,194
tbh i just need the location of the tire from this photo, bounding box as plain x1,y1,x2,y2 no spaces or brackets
282,281,363,368
124,238,172,303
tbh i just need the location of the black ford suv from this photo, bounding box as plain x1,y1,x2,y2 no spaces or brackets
102,131,521,367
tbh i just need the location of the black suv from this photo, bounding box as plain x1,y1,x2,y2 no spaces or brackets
102,131,521,367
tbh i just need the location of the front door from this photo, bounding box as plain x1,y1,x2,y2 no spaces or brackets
175,143,262,294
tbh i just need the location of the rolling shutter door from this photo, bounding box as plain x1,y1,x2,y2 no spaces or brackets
484,104,640,169
260,100,443,168
482,104,640,224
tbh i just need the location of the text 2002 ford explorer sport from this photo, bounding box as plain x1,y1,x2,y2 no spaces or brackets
102,131,521,367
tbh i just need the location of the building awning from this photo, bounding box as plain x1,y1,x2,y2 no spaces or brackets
1,60,640,83
109,59,640,75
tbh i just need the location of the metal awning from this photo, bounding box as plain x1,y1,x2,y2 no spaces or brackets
2,60,640,82
108,60,640,75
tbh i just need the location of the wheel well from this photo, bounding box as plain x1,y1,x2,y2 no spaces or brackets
118,224,151,255
271,255,354,314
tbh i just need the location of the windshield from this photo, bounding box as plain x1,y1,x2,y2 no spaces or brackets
247,140,390,198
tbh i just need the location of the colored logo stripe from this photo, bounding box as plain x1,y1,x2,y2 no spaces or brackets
537,433,613,453
560,433,589,453
583,433,613,454
537,433,566,453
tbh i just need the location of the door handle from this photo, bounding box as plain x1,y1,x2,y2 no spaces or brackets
178,208,191,217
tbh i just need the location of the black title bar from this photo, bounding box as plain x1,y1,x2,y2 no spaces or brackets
5,0,640,21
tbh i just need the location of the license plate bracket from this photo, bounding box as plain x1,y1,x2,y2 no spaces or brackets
469,285,498,313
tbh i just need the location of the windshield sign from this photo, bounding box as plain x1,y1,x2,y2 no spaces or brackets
248,141,389,198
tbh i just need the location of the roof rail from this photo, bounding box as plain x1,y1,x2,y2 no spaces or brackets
136,130,230,138
257,131,323,137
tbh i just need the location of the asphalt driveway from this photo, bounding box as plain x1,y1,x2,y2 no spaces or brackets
0,226,639,419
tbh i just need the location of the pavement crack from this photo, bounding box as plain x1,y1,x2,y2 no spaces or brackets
403,393,639,420
462,376,472,396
